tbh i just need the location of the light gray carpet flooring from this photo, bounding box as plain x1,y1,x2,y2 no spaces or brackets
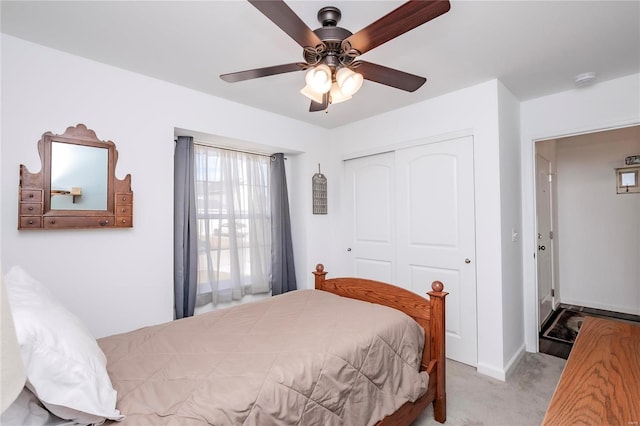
413,352,566,426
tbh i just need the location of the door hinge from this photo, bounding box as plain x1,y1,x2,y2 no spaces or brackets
551,289,555,297
549,231,554,240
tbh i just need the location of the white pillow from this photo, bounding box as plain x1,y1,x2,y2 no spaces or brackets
4,266,124,425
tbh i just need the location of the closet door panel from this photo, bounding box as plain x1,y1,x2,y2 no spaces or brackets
396,136,477,366
343,152,396,283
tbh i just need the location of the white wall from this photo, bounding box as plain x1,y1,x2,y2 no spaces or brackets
0,27,4,274
331,80,518,379
555,126,640,314
0,35,332,338
497,82,524,369
521,73,640,351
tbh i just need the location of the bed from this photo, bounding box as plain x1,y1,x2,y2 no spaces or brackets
3,264,447,426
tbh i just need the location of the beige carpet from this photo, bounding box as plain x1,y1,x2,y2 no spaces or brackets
413,352,566,426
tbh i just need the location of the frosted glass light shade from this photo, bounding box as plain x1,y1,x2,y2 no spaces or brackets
300,85,324,103
329,82,352,104
305,64,332,94
336,67,364,96
1,278,26,413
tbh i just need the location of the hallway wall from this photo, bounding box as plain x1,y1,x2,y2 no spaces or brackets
555,126,640,314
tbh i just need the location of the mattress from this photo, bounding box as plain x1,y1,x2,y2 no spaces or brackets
98,289,428,425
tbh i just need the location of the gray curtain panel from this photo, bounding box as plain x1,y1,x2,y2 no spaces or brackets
270,153,297,295
174,136,198,318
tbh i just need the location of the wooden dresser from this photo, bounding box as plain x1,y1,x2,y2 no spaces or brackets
18,124,133,229
542,316,640,425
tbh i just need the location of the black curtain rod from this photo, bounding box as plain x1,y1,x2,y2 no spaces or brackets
175,138,286,159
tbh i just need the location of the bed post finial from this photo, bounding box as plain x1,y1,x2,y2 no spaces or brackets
313,264,327,289
431,280,444,292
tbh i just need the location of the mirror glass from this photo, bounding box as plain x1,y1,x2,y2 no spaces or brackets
50,141,108,210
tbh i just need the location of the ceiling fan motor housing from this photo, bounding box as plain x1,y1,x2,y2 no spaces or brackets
305,7,355,68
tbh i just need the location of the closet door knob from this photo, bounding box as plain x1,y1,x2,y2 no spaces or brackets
465,258,471,264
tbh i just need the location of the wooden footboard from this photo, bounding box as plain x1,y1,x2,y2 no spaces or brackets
313,264,447,424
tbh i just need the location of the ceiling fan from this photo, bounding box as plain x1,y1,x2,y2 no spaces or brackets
220,0,451,112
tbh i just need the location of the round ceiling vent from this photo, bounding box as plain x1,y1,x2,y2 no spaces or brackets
574,72,597,87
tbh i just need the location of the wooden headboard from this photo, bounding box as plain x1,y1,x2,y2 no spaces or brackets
312,264,447,424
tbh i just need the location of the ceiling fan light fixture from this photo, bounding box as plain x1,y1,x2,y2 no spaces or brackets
300,84,325,103
305,64,332,94
336,67,364,96
329,82,352,104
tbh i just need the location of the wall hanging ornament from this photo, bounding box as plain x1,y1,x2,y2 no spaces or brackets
625,155,640,165
312,164,327,214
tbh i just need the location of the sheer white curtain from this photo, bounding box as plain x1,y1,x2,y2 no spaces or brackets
194,145,272,306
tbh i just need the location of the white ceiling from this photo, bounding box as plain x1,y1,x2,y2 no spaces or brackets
2,1,639,129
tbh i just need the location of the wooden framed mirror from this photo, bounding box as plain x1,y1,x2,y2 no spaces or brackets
18,124,133,229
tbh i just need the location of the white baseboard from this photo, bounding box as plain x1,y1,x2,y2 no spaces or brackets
560,297,640,316
477,362,507,381
504,344,527,380
476,344,526,382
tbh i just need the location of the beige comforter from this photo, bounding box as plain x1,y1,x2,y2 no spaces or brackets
99,289,428,425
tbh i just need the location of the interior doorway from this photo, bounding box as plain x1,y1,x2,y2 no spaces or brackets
534,125,640,356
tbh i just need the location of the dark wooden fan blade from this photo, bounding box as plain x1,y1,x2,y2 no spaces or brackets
343,0,450,56
309,93,329,112
249,0,323,49
220,62,307,83
355,61,426,92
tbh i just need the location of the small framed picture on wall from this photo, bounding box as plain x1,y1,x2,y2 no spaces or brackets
616,166,640,194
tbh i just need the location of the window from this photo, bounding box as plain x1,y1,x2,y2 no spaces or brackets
194,145,271,306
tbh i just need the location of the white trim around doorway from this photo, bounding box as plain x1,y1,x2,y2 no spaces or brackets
522,119,640,352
